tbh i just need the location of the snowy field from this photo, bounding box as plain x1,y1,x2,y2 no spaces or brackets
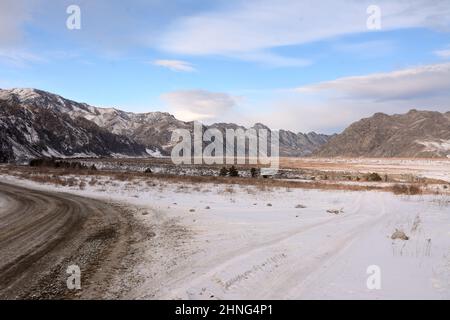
282,158,450,183
1,172,449,300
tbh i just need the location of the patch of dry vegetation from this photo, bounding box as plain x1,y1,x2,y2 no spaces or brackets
391,229,409,240
391,184,422,195
0,164,442,196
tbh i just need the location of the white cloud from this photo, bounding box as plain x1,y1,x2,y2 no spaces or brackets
153,59,196,72
0,0,36,48
257,94,450,134
161,90,239,122
0,49,45,67
158,0,450,58
295,63,450,101
157,63,450,133
251,63,450,133
4,0,450,68
231,51,311,68
434,47,450,58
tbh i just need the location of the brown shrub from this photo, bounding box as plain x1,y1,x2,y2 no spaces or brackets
392,184,422,195
391,229,409,240
365,172,382,182
408,185,422,195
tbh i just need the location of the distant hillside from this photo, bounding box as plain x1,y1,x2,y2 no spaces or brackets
0,88,331,162
0,99,147,162
315,110,450,158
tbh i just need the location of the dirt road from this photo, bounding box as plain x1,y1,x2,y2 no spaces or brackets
0,182,134,299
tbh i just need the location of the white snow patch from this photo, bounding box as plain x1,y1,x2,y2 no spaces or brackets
1,173,449,300
146,148,163,158
417,139,450,153
41,147,64,158
23,124,40,144
0,88,40,101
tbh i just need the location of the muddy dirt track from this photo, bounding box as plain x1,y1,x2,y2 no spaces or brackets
0,182,134,299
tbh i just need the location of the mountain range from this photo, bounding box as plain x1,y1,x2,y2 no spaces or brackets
1,88,449,162
315,110,450,158
0,88,330,162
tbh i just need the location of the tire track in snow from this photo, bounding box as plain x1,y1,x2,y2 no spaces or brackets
162,193,390,299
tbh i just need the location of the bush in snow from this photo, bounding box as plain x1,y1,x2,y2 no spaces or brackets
219,167,228,176
229,166,239,177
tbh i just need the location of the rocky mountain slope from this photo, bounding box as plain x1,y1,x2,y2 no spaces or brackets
0,88,330,162
0,98,147,162
315,110,450,158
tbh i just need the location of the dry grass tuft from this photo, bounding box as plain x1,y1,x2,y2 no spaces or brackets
391,184,422,195
391,229,409,240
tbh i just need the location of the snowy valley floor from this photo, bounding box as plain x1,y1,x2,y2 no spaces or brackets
0,171,449,300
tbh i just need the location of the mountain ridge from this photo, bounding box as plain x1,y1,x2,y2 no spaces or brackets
0,88,331,162
3,88,447,162
314,109,450,158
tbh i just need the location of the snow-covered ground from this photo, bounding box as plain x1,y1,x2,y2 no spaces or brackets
282,158,450,183
1,173,449,300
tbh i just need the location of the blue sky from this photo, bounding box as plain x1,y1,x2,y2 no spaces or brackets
1,0,450,133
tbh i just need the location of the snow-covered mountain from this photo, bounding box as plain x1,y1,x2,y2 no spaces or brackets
0,90,149,162
0,88,331,162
